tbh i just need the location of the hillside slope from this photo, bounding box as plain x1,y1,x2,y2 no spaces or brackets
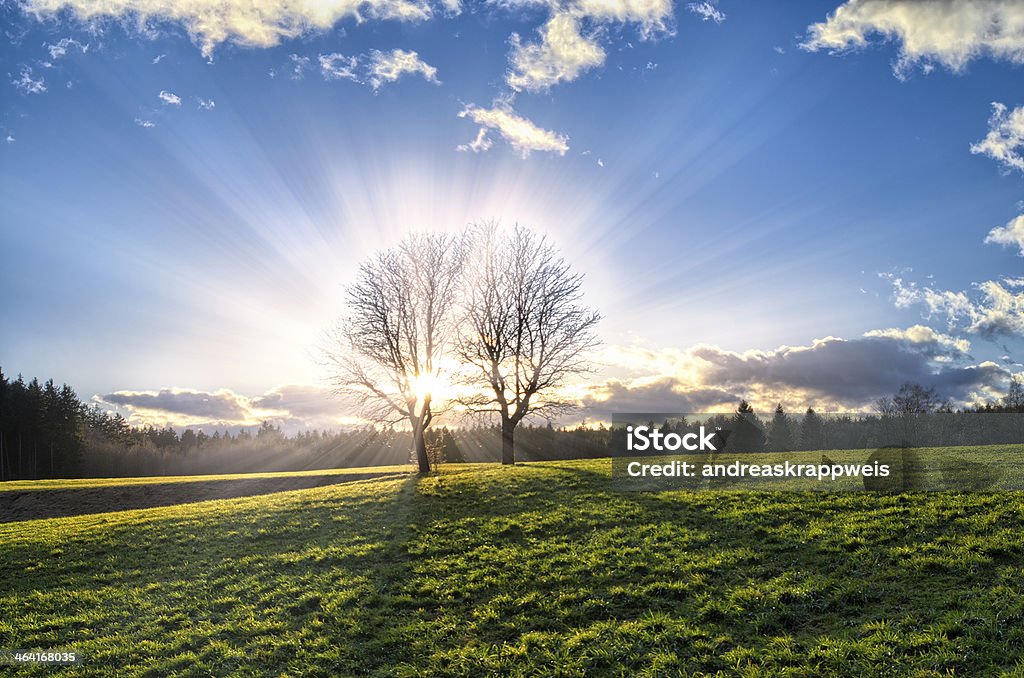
2,460,1023,676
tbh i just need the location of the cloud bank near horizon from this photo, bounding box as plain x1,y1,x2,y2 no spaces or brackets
95,324,1015,431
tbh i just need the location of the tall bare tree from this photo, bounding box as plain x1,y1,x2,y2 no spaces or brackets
457,223,601,465
322,233,466,473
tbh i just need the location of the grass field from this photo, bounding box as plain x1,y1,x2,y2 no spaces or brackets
2,459,1024,676
0,465,409,493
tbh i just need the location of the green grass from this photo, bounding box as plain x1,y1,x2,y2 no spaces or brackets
2,459,1024,676
0,465,409,493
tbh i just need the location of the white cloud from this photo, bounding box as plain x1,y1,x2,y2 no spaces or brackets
134,118,156,127
574,0,674,35
46,37,88,59
288,53,311,79
24,0,443,58
456,127,493,153
802,0,1024,79
366,48,439,90
862,324,971,355
152,53,166,64
687,1,724,24
196,97,216,110
459,102,569,157
319,52,359,81
5,134,15,144
507,11,606,92
885,273,1024,338
971,102,1024,173
158,89,181,105
12,65,46,94
985,213,1024,255
501,0,676,91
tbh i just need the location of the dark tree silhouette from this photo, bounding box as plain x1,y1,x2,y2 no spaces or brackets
457,223,600,465
1004,375,1024,412
321,233,467,474
766,403,794,452
729,400,765,452
799,407,824,451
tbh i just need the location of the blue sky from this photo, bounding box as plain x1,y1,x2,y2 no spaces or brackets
2,0,1024,429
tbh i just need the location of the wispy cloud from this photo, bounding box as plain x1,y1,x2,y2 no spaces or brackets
687,1,725,24
151,53,166,64
196,97,215,110
46,36,88,59
456,127,493,153
288,53,311,80
12,65,46,94
459,101,568,157
884,273,1024,339
802,0,1024,79
319,53,359,82
158,89,181,105
134,117,156,128
366,48,439,90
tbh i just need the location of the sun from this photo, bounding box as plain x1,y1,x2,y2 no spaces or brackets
411,372,436,403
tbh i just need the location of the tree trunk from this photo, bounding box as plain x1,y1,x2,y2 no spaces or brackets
501,418,515,465
413,423,430,474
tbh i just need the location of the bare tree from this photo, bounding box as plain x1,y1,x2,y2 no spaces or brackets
322,233,466,474
893,382,949,414
457,223,601,465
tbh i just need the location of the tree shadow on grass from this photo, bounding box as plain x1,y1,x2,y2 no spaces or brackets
2,465,1023,675
388,462,1024,675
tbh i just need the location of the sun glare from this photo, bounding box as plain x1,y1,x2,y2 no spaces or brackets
412,372,442,402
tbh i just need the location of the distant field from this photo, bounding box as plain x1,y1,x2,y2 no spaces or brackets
2,460,1024,675
0,467,409,523
0,465,410,493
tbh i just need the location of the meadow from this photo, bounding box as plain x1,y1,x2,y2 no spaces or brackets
2,459,1023,676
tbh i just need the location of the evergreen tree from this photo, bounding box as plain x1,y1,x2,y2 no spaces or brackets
766,403,794,452
729,400,765,453
799,408,824,451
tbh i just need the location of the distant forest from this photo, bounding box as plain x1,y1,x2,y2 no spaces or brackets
1,368,1022,480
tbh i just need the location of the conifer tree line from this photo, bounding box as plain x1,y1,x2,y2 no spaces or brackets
0,366,609,479
2,366,1022,480
0,368,86,479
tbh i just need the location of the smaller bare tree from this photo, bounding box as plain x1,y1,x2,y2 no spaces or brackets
457,223,601,465
322,233,466,474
